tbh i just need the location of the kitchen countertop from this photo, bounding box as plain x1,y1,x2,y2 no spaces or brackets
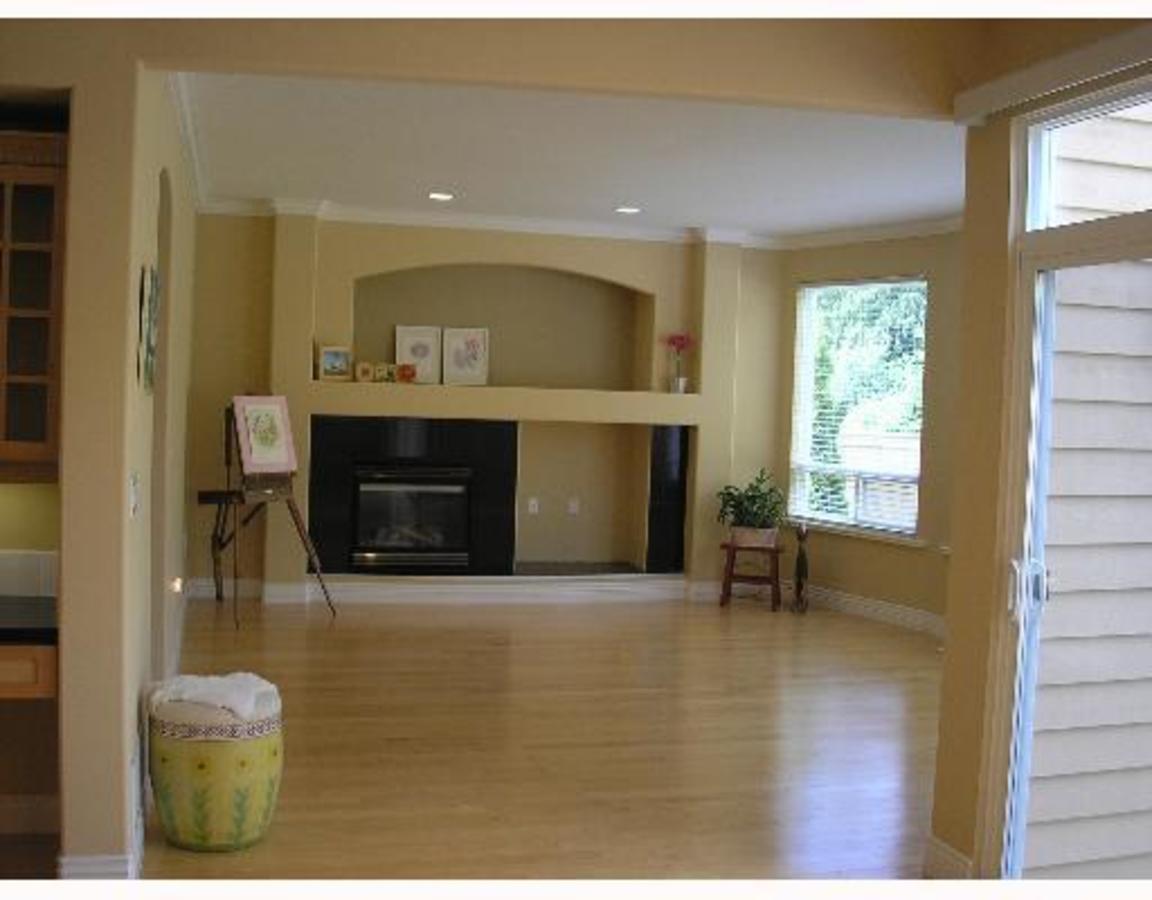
0,596,57,645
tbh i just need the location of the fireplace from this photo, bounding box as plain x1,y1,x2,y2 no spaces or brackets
352,465,472,571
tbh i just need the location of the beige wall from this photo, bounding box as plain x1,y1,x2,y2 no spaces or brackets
317,219,693,387
0,15,1135,869
516,423,648,567
776,232,963,615
186,215,275,583
0,484,59,550
353,265,643,390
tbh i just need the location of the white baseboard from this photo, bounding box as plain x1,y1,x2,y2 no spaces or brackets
807,584,946,639
923,834,974,879
0,794,58,834
58,853,139,879
294,574,689,605
185,577,263,601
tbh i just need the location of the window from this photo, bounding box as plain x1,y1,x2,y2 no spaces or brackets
788,279,927,533
1028,93,1152,231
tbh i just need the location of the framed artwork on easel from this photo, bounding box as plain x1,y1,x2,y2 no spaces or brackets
232,395,297,476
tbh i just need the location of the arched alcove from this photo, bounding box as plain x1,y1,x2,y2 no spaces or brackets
352,264,654,391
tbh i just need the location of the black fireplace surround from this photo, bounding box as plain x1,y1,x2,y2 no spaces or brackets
310,415,690,577
310,416,518,575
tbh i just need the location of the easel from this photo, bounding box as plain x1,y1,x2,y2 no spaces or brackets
197,404,336,627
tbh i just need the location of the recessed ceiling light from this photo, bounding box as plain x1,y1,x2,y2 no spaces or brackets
614,205,642,215
428,191,455,202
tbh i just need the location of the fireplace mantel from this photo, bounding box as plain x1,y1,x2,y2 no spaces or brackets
306,381,701,427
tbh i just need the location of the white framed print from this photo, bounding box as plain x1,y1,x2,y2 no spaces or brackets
443,327,490,386
396,326,442,384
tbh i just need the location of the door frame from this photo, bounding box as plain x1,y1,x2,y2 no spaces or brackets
971,86,1152,877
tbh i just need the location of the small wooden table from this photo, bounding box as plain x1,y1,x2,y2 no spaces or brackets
719,542,783,610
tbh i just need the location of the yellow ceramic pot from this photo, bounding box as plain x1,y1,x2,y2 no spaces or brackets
149,699,283,852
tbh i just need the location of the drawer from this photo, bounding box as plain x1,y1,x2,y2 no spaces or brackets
0,645,57,699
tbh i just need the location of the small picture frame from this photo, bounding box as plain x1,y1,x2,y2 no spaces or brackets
443,327,490,386
374,363,394,383
354,360,375,383
396,326,442,384
232,395,297,476
318,346,353,381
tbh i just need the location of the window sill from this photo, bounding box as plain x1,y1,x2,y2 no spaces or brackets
788,518,929,550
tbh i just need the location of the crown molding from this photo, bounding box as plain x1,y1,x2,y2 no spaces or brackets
767,215,963,251
196,196,960,251
271,198,330,217
197,197,274,217
692,227,750,245
954,23,1152,125
197,196,691,243
168,72,205,207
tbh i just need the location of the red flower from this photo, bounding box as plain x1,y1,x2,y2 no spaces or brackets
664,333,694,354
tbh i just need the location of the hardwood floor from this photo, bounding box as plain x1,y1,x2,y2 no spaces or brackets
143,596,942,878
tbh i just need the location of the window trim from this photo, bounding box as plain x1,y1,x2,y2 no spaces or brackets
787,275,930,537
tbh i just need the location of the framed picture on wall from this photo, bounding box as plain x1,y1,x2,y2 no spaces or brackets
396,326,442,384
317,346,353,381
443,328,490,386
232,395,297,476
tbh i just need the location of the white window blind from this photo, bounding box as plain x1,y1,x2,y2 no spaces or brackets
788,279,927,533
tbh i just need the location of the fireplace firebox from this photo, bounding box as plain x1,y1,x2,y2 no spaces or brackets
352,465,472,571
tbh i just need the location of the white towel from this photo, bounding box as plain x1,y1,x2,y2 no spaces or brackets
149,672,280,722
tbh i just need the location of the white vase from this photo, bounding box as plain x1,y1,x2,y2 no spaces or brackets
670,376,688,394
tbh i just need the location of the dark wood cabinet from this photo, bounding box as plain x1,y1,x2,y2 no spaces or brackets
0,133,65,477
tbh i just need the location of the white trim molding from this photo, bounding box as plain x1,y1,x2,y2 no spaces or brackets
954,23,1152,125
58,853,139,879
0,794,58,835
185,577,264,601
168,72,205,207
807,584,946,639
295,574,688,605
194,195,962,253
766,215,962,251
923,834,974,879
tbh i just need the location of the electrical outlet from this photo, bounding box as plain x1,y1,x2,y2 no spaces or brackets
129,471,140,519
567,497,581,515
527,496,540,515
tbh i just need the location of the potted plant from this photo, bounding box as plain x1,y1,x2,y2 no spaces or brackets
717,468,786,548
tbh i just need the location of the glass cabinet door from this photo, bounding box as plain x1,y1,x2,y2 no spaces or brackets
0,171,61,463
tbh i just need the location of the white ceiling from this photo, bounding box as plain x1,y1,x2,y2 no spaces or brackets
180,72,966,243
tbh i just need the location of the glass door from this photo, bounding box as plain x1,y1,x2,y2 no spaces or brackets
1004,258,1152,877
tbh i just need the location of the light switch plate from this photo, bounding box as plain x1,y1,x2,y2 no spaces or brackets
567,497,581,515
527,497,540,515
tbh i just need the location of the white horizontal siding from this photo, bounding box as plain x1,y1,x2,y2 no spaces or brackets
1055,117,1152,168
1024,809,1152,871
1046,544,1152,593
1037,636,1152,686
1042,590,1152,639
1051,158,1152,216
1032,723,1152,778
1027,851,1152,879
1028,767,1152,823
1045,496,1152,546
1048,450,1152,497
1055,305,1152,356
1034,680,1152,731
1053,353,1152,404
1052,262,1152,309
1051,400,1152,451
